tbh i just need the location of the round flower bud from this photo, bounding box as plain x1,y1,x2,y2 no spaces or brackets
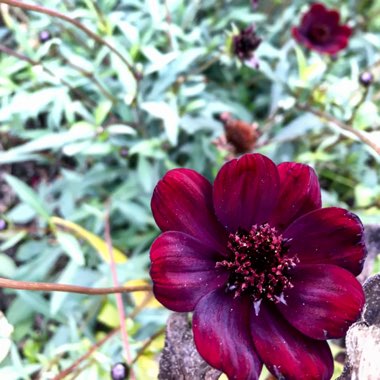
38,31,51,43
359,71,374,87
0,219,8,231
111,362,129,380
119,148,129,158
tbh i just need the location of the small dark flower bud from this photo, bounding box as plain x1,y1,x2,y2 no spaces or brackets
111,362,129,380
359,71,374,87
119,148,129,158
232,26,262,63
251,0,259,9
0,219,8,231
38,31,51,43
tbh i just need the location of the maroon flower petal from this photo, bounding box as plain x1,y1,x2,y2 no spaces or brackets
338,25,353,38
309,2,327,13
298,3,328,33
277,264,365,340
325,9,340,27
193,289,262,380
150,232,228,312
251,303,333,380
322,27,352,54
213,154,279,232
270,162,321,231
151,168,228,254
284,207,366,275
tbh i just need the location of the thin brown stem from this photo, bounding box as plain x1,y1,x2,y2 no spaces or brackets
164,0,173,49
346,87,369,125
104,202,134,379
0,43,96,108
51,293,156,380
132,326,165,364
60,54,117,103
0,277,151,295
296,104,380,156
0,43,35,64
51,328,119,380
0,0,140,81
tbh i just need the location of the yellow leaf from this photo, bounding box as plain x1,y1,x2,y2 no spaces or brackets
136,355,159,380
97,302,119,328
51,216,127,263
125,279,161,308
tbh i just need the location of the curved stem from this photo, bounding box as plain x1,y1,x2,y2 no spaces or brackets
50,294,155,380
296,103,380,156
0,0,140,80
0,277,151,295
104,202,134,378
51,328,119,380
0,43,96,108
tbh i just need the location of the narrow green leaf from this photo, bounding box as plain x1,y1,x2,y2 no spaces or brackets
56,231,85,266
3,174,50,221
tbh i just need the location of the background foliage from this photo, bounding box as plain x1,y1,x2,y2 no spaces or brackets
0,0,380,378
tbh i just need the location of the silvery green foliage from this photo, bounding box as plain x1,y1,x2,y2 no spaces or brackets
0,0,380,378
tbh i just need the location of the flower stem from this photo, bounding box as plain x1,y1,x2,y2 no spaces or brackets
0,277,151,295
0,0,140,81
296,103,380,156
104,202,135,379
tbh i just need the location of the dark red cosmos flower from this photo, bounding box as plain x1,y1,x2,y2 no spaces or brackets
292,3,352,55
150,154,366,380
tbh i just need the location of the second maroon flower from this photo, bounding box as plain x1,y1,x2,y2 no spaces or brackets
292,3,352,55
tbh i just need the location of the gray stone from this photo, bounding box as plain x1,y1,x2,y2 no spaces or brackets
158,313,221,380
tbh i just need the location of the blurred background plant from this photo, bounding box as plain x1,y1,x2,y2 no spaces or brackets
0,0,380,379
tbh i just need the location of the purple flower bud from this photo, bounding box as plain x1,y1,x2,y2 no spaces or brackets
0,219,8,231
111,363,129,380
119,147,129,158
359,71,374,87
39,31,51,43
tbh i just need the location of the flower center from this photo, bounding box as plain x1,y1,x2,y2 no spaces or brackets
309,23,331,43
216,224,298,307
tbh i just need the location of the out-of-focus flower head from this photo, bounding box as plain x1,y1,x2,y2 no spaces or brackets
218,112,259,154
251,0,259,9
229,25,262,68
292,3,352,55
150,153,366,379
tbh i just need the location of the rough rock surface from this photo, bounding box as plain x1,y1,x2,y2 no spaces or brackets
158,313,221,380
339,273,380,380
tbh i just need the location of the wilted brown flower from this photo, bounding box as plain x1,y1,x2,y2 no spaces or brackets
219,112,259,154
